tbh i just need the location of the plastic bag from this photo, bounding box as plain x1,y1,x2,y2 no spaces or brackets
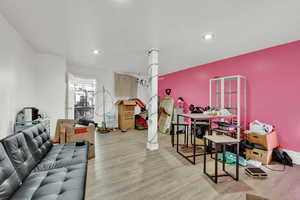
249,120,273,135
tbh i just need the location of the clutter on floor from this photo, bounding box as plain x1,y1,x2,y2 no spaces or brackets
272,148,293,167
247,159,262,167
134,99,148,130
78,118,98,127
218,151,248,167
245,167,268,179
244,123,278,165
135,112,148,130
97,128,111,134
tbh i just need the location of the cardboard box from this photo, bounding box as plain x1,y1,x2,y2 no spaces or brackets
59,127,66,144
66,125,95,144
55,119,77,143
116,100,136,130
88,143,95,160
246,148,273,165
247,131,278,150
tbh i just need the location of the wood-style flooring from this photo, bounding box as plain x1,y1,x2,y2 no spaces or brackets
85,130,300,200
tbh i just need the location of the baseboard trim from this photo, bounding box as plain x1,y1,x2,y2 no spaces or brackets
282,149,300,165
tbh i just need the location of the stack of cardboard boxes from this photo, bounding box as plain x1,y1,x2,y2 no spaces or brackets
54,119,95,160
245,131,278,165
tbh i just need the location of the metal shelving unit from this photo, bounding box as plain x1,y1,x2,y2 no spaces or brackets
209,75,247,140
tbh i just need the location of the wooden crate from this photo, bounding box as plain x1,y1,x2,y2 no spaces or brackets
246,131,278,150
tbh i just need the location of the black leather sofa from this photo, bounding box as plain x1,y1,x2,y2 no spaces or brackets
0,123,88,200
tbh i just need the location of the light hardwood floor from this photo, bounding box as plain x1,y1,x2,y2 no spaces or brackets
85,130,299,200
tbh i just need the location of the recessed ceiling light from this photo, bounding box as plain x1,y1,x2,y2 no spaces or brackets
203,33,215,41
93,49,100,55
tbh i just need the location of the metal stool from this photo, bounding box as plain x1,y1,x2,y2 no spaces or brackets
171,123,189,147
203,135,240,184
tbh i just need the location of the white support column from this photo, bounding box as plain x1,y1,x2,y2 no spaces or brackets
146,49,159,151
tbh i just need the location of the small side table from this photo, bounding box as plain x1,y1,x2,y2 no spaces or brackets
171,122,189,147
203,135,240,184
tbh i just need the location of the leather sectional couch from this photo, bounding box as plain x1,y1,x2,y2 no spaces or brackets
0,123,88,200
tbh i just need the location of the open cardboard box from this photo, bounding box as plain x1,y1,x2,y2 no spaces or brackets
246,131,278,150
245,148,272,165
116,100,136,130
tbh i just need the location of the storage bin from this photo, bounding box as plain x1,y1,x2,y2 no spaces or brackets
246,148,272,165
246,131,278,150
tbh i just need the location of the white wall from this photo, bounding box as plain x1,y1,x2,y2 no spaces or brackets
36,54,66,137
0,9,148,137
0,12,37,138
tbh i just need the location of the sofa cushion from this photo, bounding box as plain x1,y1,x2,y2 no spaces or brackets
2,133,36,181
22,124,52,162
0,143,22,199
33,143,88,172
10,163,87,200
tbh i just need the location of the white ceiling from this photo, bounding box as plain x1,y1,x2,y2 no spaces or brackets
0,0,299,74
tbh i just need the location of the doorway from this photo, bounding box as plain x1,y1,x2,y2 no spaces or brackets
67,73,96,121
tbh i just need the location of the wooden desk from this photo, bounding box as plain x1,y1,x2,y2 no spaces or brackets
175,113,235,165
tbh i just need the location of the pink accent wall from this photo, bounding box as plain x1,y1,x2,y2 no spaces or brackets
159,40,300,152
